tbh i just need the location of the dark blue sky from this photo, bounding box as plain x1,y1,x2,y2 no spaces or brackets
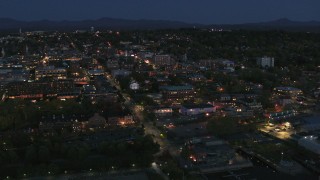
1,0,320,24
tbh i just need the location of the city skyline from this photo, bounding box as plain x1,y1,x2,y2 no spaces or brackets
1,0,320,24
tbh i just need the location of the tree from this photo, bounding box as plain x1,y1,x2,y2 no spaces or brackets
38,146,50,163
25,145,37,164
258,91,273,108
98,142,109,154
66,147,78,161
118,76,131,91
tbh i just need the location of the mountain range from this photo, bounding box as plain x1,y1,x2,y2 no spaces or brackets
0,17,320,32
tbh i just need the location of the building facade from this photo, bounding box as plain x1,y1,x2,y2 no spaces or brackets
159,85,195,102
257,56,274,68
35,66,67,80
180,104,216,116
153,55,175,66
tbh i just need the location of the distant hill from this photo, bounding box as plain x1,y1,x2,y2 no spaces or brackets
0,17,198,31
207,18,320,31
0,17,320,32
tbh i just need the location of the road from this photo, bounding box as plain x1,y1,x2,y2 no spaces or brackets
105,72,179,156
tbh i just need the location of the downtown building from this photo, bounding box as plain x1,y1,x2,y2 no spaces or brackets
159,85,195,102
152,55,175,67
257,56,274,68
5,80,80,99
35,65,67,81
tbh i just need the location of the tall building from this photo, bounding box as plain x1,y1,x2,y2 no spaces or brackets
257,56,274,68
153,55,174,66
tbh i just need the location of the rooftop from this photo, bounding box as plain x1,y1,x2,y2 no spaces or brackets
160,85,193,91
182,103,214,109
274,86,302,92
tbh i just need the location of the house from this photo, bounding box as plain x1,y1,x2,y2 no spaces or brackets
180,104,216,116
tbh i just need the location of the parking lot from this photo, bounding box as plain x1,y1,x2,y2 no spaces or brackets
260,122,296,140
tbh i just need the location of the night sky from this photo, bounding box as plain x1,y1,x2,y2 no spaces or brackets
1,0,320,24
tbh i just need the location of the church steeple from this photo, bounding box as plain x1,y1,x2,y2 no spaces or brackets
25,45,29,55
1,48,5,58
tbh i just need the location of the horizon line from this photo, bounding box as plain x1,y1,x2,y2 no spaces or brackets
0,17,319,25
